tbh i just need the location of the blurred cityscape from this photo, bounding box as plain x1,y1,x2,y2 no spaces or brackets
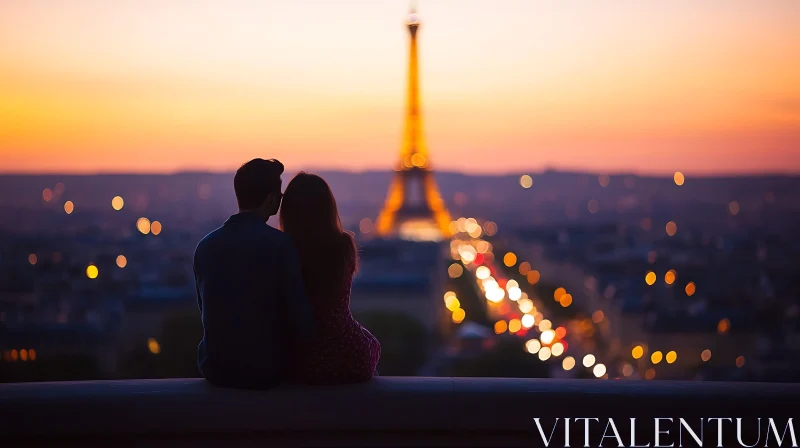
2,170,799,383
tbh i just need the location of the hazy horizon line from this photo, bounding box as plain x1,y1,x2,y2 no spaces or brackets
1,166,798,179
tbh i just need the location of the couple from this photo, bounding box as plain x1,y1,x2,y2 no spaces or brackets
193,158,381,388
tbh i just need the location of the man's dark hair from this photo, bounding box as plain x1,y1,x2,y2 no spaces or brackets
234,158,284,209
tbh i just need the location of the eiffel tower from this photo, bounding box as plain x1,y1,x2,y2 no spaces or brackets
375,4,452,241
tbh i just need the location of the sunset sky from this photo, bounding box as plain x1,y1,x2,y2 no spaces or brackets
1,0,799,175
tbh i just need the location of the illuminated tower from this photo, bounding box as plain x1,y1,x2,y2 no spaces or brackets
375,4,452,241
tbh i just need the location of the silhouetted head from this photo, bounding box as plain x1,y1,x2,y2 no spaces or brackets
233,158,284,221
280,172,357,296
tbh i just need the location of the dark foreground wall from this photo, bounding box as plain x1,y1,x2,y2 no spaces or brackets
1,377,799,447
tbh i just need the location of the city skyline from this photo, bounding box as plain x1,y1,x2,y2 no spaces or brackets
1,0,799,175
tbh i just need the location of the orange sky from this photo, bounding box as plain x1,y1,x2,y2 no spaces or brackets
1,0,799,175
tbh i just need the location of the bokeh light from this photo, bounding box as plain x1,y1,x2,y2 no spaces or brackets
666,221,678,236
593,363,606,378
86,264,99,279
116,255,128,268
718,318,730,334
562,356,575,371
519,175,533,189
148,338,161,354
525,339,541,354
651,351,663,364
136,217,151,234
503,252,517,267
111,196,125,210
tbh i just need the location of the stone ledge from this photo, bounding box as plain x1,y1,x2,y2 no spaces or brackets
1,377,798,447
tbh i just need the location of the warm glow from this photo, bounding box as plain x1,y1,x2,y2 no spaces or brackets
28,254,37,265
521,314,535,329
11,349,19,361
674,172,685,186
538,346,552,361
151,220,163,235
665,351,677,364
445,296,460,312
136,217,151,234
452,308,466,323
1,1,799,175
645,271,657,285
508,318,522,333
582,354,596,368
147,337,161,354
736,356,745,368
622,364,634,377
111,196,125,210
553,287,566,301
494,320,508,334
701,349,712,362
475,266,490,280
632,345,644,359
503,252,517,267
592,310,604,323
540,329,555,345
20,349,28,361
559,294,573,308
42,188,53,202
664,269,676,285
551,342,565,357
29,349,36,361
562,356,575,371
666,221,678,236
519,175,533,189
63,200,74,214
518,262,531,275
651,351,663,364
593,363,606,378
685,282,696,296
526,270,540,285
447,263,463,278
645,369,656,380
116,255,127,268
538,319,552,332
718,318,730,334
518,298,534,314
86,264,99,279
525,339,541,354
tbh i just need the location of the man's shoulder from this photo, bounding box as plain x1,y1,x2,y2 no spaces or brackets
194,227,224,256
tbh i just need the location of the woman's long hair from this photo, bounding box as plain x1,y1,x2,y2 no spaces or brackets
279,172,358,298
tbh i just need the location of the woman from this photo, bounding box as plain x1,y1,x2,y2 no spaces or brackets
280,172,381,384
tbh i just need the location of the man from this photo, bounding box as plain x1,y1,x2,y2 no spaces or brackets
193,158,314,389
